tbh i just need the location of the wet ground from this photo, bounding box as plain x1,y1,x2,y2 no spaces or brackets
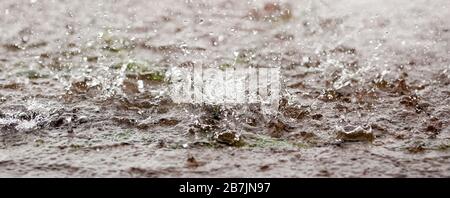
0,0,449,177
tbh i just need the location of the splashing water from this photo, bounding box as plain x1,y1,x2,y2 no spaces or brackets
0,99,62,132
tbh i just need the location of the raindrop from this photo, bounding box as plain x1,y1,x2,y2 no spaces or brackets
137,80,144,93
22,36,29,43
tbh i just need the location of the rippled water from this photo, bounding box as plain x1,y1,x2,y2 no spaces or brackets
0,0,449,177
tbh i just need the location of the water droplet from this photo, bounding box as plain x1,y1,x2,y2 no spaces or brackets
22,36,29,43
137,80,144,93
302,56,310,64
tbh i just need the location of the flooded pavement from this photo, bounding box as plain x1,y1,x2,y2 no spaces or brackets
0,0,449,177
